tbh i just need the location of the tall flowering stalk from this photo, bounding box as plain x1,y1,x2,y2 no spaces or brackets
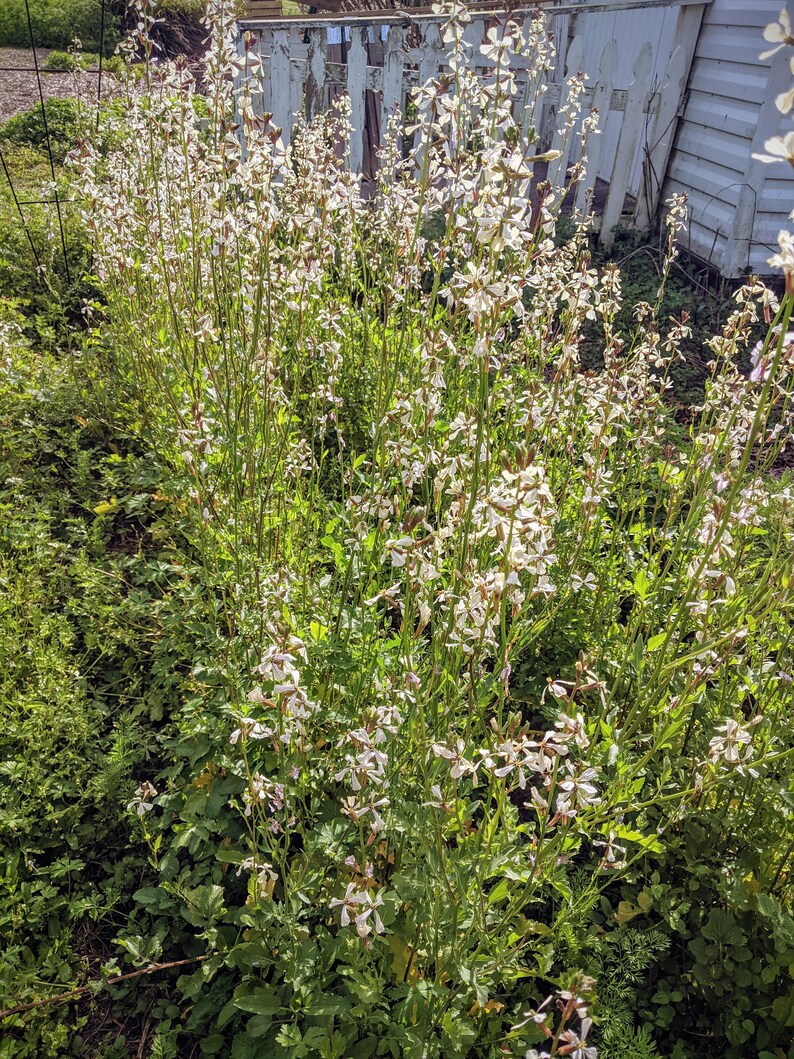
77,2,794,1053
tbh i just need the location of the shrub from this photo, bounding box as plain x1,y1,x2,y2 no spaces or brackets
0,98,87,163
0,0,119,55
42,49,125,76
0,309,204,1057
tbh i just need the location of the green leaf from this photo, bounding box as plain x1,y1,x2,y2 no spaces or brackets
701,909,745,948
233,991,283,1017
305,997,350,1016
182,883,226,926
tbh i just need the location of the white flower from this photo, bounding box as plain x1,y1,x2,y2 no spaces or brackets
571,571,597,592
557,766,601,809
422,784,454,811
559,1018,597,1059
230,716,274,744
593,831,627,870
708,718,753,766
340,796,390,833
431,739,478,781
753,131,794,167
127,781,157,816
768,229,794,277
760,9,794,60
329,886,386,938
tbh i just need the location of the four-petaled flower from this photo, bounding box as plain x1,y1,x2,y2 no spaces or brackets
329,885,386,938
709,718,754,766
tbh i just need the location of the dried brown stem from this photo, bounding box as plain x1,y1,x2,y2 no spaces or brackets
0,955,208,1021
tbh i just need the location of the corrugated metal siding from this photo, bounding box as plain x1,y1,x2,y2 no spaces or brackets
664,0,793,276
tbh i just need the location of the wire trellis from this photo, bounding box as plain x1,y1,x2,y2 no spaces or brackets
0,0,108,288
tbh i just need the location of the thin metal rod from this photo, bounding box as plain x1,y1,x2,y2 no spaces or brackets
24,0,71,284
0,148,44,276
0,65,95,73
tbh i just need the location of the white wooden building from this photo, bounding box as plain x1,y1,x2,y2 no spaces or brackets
661,0,793,276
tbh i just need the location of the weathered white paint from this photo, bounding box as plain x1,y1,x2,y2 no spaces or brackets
574,37,618,216
548,35,586,188
346,27,367,174
600,41,653,247
305,27,328,121
562,4,682,192
238,0,718,254
664,0,794,276
633,43,689,231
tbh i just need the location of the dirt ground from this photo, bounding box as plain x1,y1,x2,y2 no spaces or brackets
0,47,109,124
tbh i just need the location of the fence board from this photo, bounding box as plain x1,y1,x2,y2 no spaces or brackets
237,1,712,244
600,40,652,248
381,24,406,146
306,27,328,120
347,27,368,172
575,37,617,216
633,42,687,230
271,28,293,144
547,34,584,189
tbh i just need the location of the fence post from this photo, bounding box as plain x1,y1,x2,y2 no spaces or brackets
633,1,706,232
547,34,585,190
413,20,444,167
306,27,328,123
347,27,368,173
271,29,292,147
599,40,652,250
574,37,617,218
631,44,686,232
381,24,406,142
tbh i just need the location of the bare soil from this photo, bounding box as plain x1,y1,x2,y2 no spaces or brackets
0,47,109,124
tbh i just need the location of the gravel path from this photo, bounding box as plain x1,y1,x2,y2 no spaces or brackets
0,47,108,124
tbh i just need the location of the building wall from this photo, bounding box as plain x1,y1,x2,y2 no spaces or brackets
663,0,792,276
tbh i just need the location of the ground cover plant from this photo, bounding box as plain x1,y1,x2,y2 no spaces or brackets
2,1,794,1056
0,307,209,1057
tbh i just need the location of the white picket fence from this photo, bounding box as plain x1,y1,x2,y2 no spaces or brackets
236,0,711,245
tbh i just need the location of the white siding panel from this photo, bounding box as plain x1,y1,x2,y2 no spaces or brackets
683,94,759,139
682,192,736,234
666,154,744,205
675,124,750,175
701,0,782,28
753,213,792,244
759,176,794,214
695,25,775,65
664,0,792,276
688,60,768,104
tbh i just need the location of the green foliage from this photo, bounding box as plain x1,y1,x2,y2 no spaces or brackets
0,97,87,163
67,7,794,1051
42,49,125,77
1,6,793,1058
596,812,794,1058
0,98,121,347
0,0,119,54
0,308,203,1056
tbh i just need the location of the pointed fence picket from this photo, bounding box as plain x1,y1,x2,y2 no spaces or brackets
574,38,617,218
236,0,709,242
599,40,653,248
